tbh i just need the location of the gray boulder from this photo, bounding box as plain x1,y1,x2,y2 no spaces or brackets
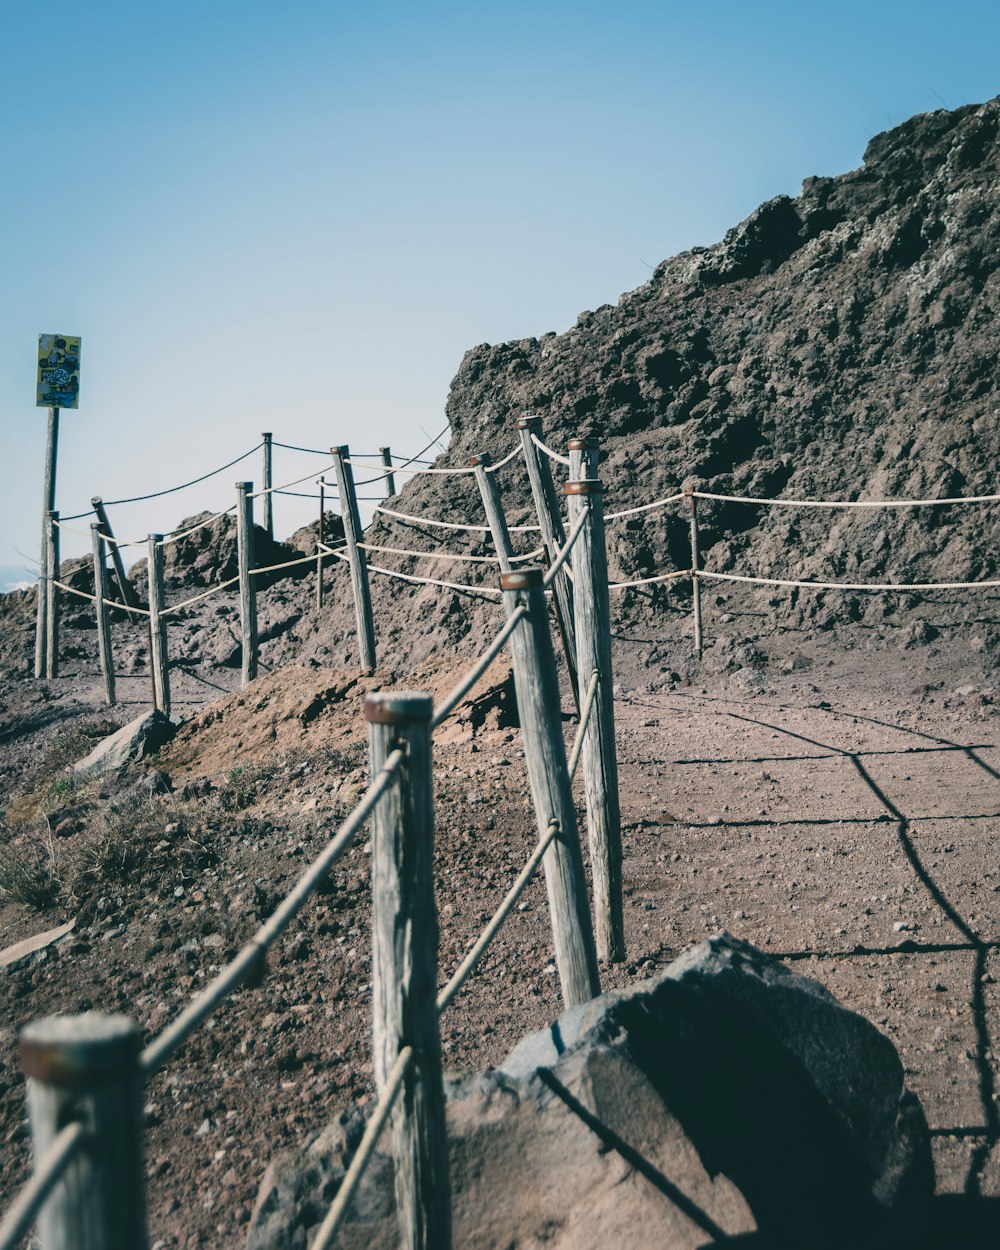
72,710,176,778
248,934,933,1250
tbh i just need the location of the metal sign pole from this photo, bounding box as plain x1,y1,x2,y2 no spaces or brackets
34,407,59,678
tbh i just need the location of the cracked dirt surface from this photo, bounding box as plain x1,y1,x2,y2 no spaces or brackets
2,594,1000,1247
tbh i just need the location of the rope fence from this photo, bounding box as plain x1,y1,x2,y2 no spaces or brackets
18,413,1000,1247
140,746,406,1075
0,1122,88,1250
60,443,263,520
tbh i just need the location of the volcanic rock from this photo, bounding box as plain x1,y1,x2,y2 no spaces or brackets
247,934,932,1250
72,709,176,778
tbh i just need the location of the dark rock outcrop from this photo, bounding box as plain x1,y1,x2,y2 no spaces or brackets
248,935,932,1250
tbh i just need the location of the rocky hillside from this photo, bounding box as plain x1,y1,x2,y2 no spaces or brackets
370,94,1000,648
5,97,999,683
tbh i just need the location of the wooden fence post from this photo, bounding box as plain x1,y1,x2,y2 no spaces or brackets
380,447,397,496
365,691,452,1250
236,481,258,686
687,491,703,658
470,453,513,573
34,407,59,679
45,513,59,680
262,433,274,540
564,479,625,962
317,476,326,609
91,524,116,707
331,446,376,673
567,435,600,482
147,536,170,716
91,498,141,620
20,1012,148,1250
515,417,578,692
500,568,600,1007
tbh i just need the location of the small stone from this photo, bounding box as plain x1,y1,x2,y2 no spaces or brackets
173,886,185,898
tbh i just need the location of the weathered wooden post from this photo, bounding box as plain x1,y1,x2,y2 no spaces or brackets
236,481,258,686
515,416,578,690
317,476,326,609
45,513,59,680
568,435,600,482
470,453,513,573
687,491,703,658
564,479,625,962
91,524,116,707
147,536,170,716
21,1013,148,1250
91,498,141,619
501,568,600,1007
331,446,376,672
262,433,274,540
380,447,397,496
34,407,59,679
365,691,452,1250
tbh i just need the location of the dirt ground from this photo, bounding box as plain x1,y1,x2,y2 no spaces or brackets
2,590,999,1247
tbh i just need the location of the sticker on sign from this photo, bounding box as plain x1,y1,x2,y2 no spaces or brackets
37,333,81,409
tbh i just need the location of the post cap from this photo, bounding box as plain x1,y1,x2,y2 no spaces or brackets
364,691,434,725
514,415,542,430
468,452,491,467
567,437,599,451
332,445,349,457
564,480,604,496
500,568,544,591
236,480,253,490
262,432,272,439
90,495,103,507
21,1013,141,1084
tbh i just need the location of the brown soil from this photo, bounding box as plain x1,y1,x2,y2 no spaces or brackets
1,600,999,1247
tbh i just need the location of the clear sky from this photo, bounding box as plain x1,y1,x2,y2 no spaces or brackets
2,0,998,582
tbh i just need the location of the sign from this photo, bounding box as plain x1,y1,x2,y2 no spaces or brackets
37,334,81,409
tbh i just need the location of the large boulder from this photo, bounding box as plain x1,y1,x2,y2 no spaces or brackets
72,710,176,778
247,934,932,1250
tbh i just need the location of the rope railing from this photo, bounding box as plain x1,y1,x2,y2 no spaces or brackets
363,500,541,534
51,516,147,548
347,457,475,477
321,543,504,600
431,605,527,729
697,568,1000,592
609,568,691,590
567,670,600,782
605,492,686,521
0,1121,88,1250
309,1045,415,1250
357,540,543,566
249,462,337,499
140,745,406,1075
51,580,151,615
484,444,524,473
157,505,240,547
163,576,242,616
348,440,523,481
542,506,588,588
530,431,571,467
249,551,328,577
436,819,560,1014
692,487,1000,509
60,444,263,520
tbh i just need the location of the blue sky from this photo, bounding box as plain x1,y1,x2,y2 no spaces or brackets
2,0,998,581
